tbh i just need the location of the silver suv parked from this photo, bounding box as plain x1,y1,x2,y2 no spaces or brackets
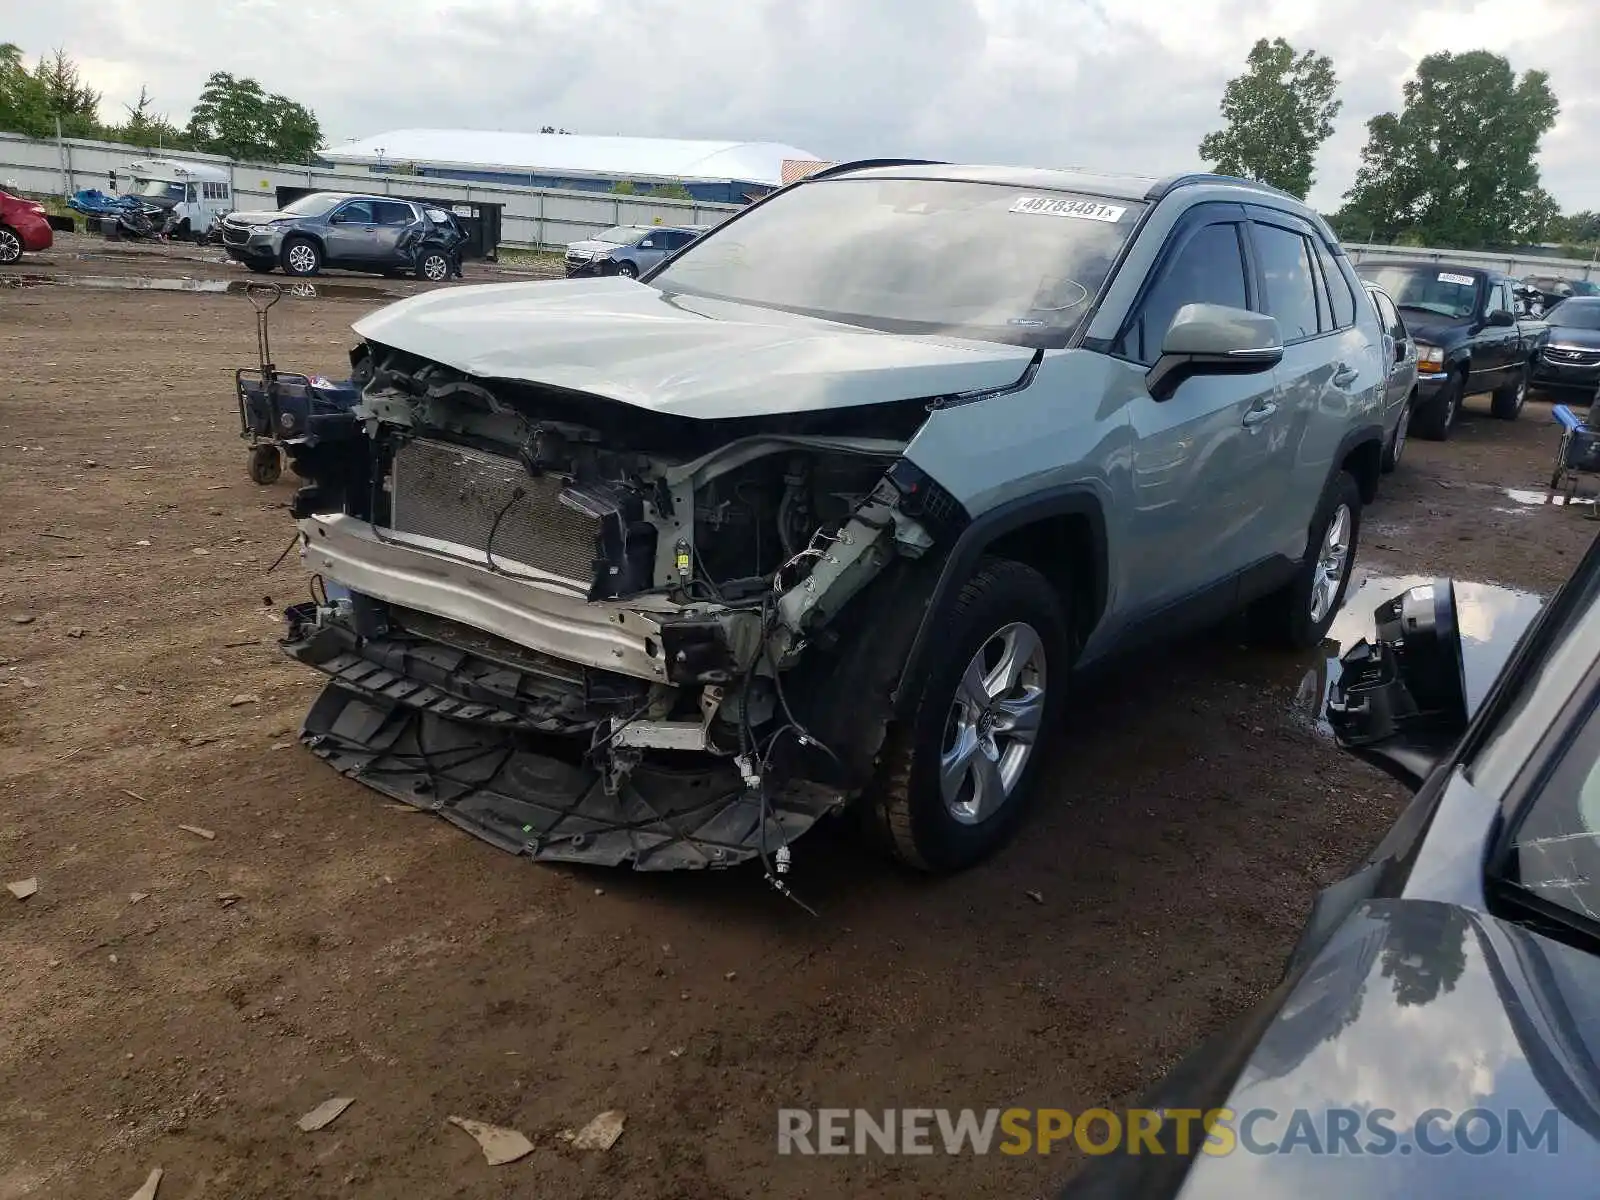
221,192,462,281
278,161,1389,875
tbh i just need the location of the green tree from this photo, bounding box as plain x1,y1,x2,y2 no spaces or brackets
609,180,638,195
1341,51,1559,247
649,182,693,201
105,85,189,150
1198,37,1341,200
185,71,322,163
32,46,100,137
1547,211,1600,245
0,43,54,137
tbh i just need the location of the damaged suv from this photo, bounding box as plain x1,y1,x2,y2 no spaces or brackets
280,161,1389,875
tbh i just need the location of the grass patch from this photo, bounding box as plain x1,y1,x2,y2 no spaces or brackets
496,246,565,270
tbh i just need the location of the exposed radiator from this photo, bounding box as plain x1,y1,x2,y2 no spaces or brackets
389,437,598,585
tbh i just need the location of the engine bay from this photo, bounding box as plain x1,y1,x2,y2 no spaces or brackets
279,340,960,872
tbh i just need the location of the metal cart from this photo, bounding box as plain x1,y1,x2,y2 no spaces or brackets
234,282,361,485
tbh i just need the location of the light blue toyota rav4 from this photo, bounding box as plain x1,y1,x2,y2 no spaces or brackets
279,161,1389,876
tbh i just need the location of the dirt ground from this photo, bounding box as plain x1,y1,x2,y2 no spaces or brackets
1,237,1594,1200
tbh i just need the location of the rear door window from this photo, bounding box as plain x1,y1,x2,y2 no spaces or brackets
373,201,415,226
1252,222,1322,342
1314,242,1357,330
1117,220,1250,366
1373,290,1405,341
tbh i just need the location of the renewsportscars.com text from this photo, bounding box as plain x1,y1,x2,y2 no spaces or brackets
776,1106,1561,1157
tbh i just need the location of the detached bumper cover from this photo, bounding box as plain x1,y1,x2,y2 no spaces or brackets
298,682,840,869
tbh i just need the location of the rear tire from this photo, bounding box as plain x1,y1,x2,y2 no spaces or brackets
1248,470,1361,651
1413,371,1464,441
868,558,1070,872
415,248,451,282
1490,363,1529,420
1381,392,1413,473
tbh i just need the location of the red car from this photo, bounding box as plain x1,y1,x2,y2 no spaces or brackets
0,189,53,265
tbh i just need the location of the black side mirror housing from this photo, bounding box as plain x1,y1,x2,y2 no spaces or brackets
1326,579,1469,791
1486,309,1516,328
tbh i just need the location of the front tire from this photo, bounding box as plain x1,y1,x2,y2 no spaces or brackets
1248,470,1361,651
1414,371,1464,441
615,260,639,279
281,237,321,277
1490,363,1529,420
0,225,22,265
247,445,282,486
869,558,1070,872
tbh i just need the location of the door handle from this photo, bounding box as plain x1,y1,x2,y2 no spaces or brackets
1332,363,1359,387
1242,402,1278,429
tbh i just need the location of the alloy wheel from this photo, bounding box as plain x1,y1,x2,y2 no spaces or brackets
1310,503,1352,623
422,255,449,282
939,622,1048,825
285,244,317,274
0,228,21,264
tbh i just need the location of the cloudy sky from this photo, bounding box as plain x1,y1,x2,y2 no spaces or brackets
7,0,1597,213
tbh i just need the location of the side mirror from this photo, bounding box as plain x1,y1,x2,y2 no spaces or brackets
1326,580,1468,791
1486,309,1516,328
1145,304,1283,402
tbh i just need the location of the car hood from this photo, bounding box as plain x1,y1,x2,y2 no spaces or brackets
567,240,621,255
226,209,294,226
350,278,1037,419
1395,311,1472,346
1547,327,1600,351
1150,899,1600,1198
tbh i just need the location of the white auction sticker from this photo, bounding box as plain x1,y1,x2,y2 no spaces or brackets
1011,196,1127,222
1438,272,1475,286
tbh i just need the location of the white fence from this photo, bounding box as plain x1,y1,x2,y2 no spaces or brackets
1345,241,1598,283
0,131,740,250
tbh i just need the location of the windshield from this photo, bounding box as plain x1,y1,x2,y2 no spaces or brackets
1548,300,1600,331
136,178,184,201
593,225,648,245
651,178,1145,348
1360,266,1481,320
282,193,345,217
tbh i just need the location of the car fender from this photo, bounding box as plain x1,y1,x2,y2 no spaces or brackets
891,484,1108,717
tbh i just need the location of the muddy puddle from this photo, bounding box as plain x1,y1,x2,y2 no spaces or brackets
0,273,397,301
1294,571,1546,735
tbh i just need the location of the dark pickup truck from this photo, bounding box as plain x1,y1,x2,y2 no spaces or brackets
1356,261,1549,439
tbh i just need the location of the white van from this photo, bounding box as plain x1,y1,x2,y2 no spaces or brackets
125,159,234,240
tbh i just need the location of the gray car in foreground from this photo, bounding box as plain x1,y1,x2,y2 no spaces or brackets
221,191,461,281
276,161,1387,875
1060,532,1600,1198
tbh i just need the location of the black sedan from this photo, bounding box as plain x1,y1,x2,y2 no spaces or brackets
1532,297,1600,400
1060,534,1600,1198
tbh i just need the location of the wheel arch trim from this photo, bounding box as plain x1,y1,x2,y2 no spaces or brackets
892,484,1108,718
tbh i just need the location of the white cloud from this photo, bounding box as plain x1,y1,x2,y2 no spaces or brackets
6,0,1598,213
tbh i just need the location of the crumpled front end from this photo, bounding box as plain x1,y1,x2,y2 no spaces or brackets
279,333,978,870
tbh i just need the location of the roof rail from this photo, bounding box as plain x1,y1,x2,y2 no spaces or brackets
801,158,949,182
1146,173,1299,203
